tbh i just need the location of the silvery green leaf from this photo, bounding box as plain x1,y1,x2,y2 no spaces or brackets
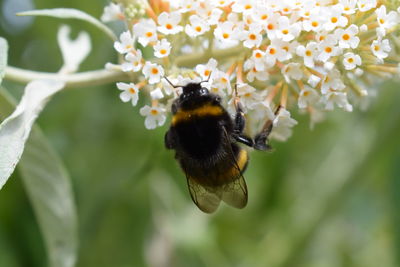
0,79,65,189
0,88,78,267
58,24,91,74
0,37,8,84
18,8,117,41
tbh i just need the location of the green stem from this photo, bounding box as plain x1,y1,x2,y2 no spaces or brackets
4,66,131,88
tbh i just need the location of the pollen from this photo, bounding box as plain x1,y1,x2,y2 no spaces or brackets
311,21,319,27
195,26,202,32
151,68,159,74
283,8,289,12
146,32,153,37
219,0,225,4
125,44,132,50
347,58,354,63
331,17,338,23
261,14,268,20
282,29,289,35
204,70,211,77
325,47,332,53
160,49,167,55
150,109,158,115
222,33,230,39
267,24,274,30
255,52,262,58
319,36,325,41
344,6,350,11
342,34,350,40
379,19,385,24
249,34,257,40
269,48,276,55
374,45,380,51
244,4,252,9
305,50,312,57
129,88,136,94
166,23,173,30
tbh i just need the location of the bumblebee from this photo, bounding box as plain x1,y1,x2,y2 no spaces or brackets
164,78,277,213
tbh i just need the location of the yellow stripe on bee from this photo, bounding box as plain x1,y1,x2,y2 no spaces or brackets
236,149,248,173
172,104,223,125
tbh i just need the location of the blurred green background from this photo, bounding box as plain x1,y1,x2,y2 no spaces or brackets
1,0,400,267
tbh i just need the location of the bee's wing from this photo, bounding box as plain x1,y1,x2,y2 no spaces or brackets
220,174,248,209
220,126,248,209
186,176,221,213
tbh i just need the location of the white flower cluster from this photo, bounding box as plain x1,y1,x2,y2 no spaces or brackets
104,0,400,140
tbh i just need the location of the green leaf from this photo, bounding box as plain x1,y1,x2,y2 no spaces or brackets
0,37,8,85
18,8,117,41
0,88,78,267
0,79,65,189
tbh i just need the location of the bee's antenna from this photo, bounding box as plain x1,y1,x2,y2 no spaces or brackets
234,83,238,97
200,71,212,84
163,76,183,88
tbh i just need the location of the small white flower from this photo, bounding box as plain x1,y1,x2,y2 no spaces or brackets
195,58,218,80
157,12,183,35
308,74,321,88
282,63,303,82
117,82,139,106
235,83,263,111
276,16,301,42
320,69,345,94
339,0,357,15
154,39,171,58
296,42,319,68
101,2,124,22
232,0,255,14
140,105,167,129
121,50,143,72
185,15,210,37
243,23,263,48
214,21,238,47
317,35,341,62
335,24,360,49
142,62,164,84
303,12,326,32
357,0,377,12
270,108,298,142
133,19,158,47
298,86,320,109
114,31,135,54
371,39,391,61
211,70,232,96
322,91,353,112
322,4,348,31
244,58,269,82
376,5,398,34
150,88,164,100
343,52,361,70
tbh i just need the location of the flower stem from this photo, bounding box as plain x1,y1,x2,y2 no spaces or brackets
4,66,131,88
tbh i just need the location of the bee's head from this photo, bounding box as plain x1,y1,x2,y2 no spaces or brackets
180,82,209,101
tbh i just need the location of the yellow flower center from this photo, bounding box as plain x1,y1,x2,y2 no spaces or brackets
146,32,153,37
249,33,257,40
325,47,332,53
342,34,350,40
282,29,289,35
311,21,319,27
347,58,354,63
305,50,312,57
151,68,159,74
160,49,167,55
269,48,276,55
331,17,338,23
222,33,230,39
374,45,380,51
150,109,158,115
166,23,173,30
195,26,202,32
129,88,136,94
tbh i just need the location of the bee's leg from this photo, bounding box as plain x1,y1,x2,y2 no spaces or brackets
164,129,175,149
253,105,282,151
232,97,254,148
